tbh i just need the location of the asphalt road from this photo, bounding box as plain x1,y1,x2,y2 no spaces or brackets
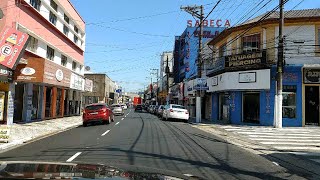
0,109,313,179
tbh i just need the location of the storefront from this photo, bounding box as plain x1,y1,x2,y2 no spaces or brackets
302,66,320,126
184,79,196,117
0,65,14,125
69,72,84,116
14,57,71,122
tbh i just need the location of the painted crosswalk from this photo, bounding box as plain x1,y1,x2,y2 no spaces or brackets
222,126,320,152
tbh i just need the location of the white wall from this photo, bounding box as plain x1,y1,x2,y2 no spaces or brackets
275,25,320,64
207,69,270,92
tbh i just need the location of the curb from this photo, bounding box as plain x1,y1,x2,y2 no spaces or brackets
0,122,82,153
192,124,320,178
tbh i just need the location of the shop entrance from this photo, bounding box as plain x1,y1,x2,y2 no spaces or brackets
218,93,228,121
305,86,319,125
45,87,52,118
243,92,260,123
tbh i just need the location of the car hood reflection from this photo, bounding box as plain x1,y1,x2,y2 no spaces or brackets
0,161,202,179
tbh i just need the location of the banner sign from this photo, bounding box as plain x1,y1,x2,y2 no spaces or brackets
0,27,29,69
0,126,9,143
194,78,209,90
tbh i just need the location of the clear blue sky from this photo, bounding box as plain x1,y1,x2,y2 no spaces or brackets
70,0,319,92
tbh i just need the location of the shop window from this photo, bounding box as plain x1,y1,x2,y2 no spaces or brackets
63,25,69,36
219,43,227,57
30,0,41,11
72,61,77,71
46,46,55,60
74,26,79,34
242,34,260,53
50,0,58,11
27,36,38,52
61,55,67,66
64,14,70,24
56,88,62,116
49,11,57,25
282,85,296,119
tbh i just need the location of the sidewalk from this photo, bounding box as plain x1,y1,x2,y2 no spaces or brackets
191,120,320,177
0,116,82,151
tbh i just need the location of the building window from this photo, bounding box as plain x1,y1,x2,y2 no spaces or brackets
219,43,227,57
27,36,38,52
63,25,69,36
74,35,78,44
50,0,58,11
61,55,67,66
79,65,83,71
49,11,57,25
242,34,261,53
30,0,41,11
72,61,77,70
64,14,70,24
282,85,296,119
74,26,79,34
46,46,55,60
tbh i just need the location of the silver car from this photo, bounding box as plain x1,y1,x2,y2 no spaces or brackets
111,104,124,115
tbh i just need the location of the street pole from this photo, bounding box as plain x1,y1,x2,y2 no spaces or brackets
165,55,170,105
275,0,284,128
181,5,204,123
151,68,159,105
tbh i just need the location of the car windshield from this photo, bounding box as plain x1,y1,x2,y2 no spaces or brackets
2,1,315,179
85,105,105,110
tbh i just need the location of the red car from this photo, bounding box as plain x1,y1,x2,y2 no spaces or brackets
82,103,114,127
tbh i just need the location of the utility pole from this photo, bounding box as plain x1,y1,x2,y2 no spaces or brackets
151,68,159,105
165,55,170,105
275,0,284,128
181,5,204,123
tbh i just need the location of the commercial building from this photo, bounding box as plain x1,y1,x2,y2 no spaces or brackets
83,74,118,105
206,9,320,126
172,26,225,117
0,0,86,123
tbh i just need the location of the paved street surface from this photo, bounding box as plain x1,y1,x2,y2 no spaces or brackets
0,109,315,179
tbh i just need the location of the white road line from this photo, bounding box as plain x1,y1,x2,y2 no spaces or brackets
115,122,120,125
101,130,110,136
272,162,279,166
121,118,124,120
66,152,82,162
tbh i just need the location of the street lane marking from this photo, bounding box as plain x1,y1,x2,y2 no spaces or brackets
272,162,279,166
121,118,124,120
101,130,110,136
115,122,120,125
66,152,82,162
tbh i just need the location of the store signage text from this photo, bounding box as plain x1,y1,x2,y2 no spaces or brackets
187,19,230,27
304,68,320,83
194,78,209,90
0,126,9,142
0,27,29,69
239,72,256,83
225,51,266,70
55,69,63,82
194,30,220,38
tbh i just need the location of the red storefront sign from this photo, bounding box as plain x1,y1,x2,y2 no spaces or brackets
0,27,29,69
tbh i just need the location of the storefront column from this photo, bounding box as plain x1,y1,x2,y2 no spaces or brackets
51,87,57,118
38,85,44,119
22,83,33,122
41,86,47,119
6,83,14,125
60,88,65,117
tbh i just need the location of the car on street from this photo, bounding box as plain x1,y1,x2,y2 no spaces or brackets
121,104,128,110
82,103,114,127
152,105,159,115
162,104,189,122
135,104,143,112
111,104,124,115
157,105,165,117
147,105,154,113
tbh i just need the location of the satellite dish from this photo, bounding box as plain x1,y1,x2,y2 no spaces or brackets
85,66,90,71
0,9,3,19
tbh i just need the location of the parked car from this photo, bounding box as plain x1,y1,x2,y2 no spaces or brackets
148,105,154,113
162,104,189,122
153,105,159,115
111,104,124,115
135,104,143,112
121,104,128,110
82,103,114,127
157,105,165,117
